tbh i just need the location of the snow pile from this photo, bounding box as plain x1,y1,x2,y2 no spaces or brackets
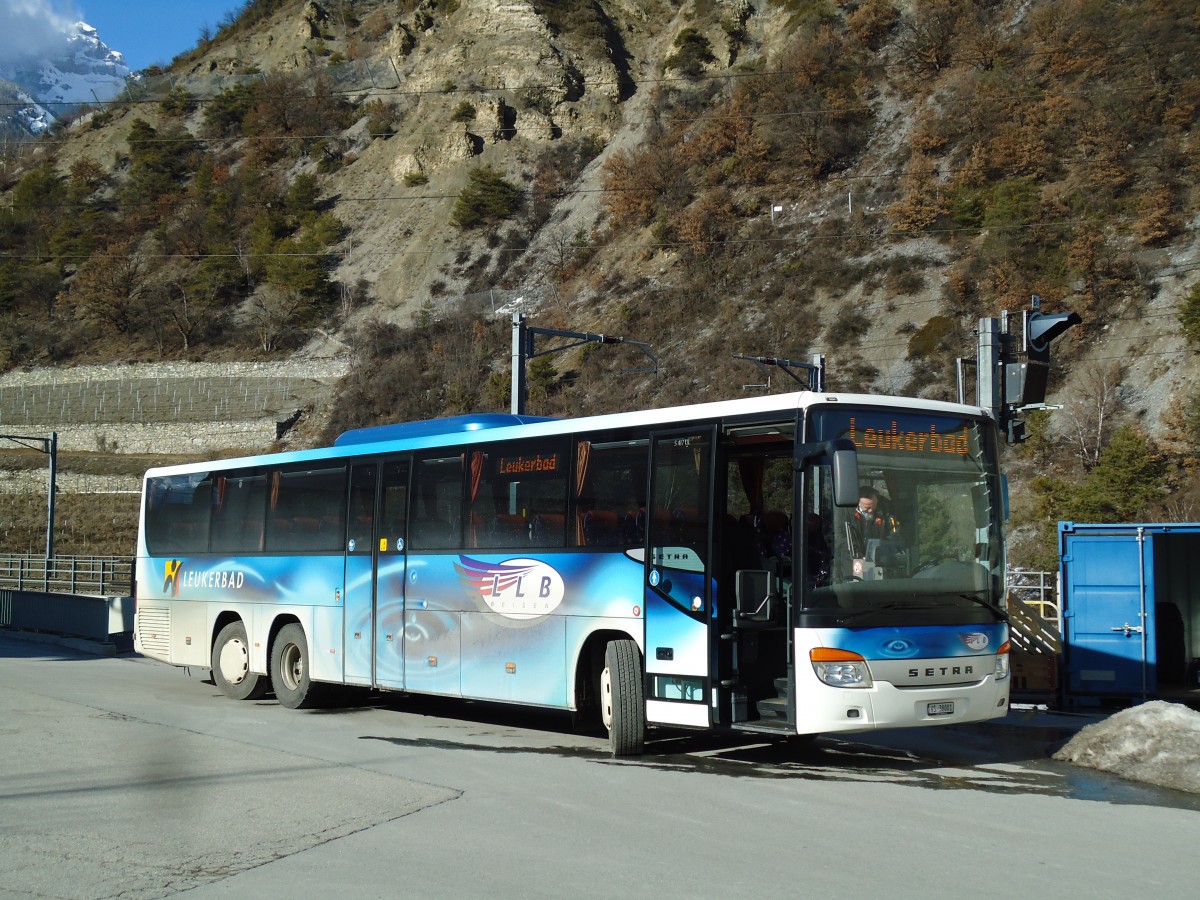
1053,701,1200,794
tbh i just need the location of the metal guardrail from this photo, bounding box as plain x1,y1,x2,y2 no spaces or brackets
0,555,132,597
1008,568,1060,633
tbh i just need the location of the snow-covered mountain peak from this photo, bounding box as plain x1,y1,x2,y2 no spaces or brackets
1,19,129,136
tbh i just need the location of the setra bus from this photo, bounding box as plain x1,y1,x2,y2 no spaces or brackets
134,391,1011,754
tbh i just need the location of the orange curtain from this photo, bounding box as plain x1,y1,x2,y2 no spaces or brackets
469,450,484,501
574,440,592,545
575,440,591,495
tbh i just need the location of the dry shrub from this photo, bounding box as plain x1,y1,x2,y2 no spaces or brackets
886,154,948,232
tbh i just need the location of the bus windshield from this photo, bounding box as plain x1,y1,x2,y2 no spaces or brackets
802,407,1005,623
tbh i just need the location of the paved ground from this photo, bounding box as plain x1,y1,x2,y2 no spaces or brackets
2,630,1197,900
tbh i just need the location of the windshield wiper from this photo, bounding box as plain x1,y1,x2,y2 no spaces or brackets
833,602,925,623
830,594,1008,625
956,592,1009,623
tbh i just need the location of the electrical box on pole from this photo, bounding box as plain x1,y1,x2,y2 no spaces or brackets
982,296,1081,444
1007,307,1083,408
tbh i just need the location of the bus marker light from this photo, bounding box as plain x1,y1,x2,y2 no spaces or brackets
506,662,517,674
994,641,1011,680
428,656,438,667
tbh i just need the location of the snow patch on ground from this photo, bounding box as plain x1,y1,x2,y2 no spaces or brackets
1053,701,1200,794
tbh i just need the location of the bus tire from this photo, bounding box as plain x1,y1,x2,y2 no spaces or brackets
602,639,645,756
271,623,325,709
212,621,269,701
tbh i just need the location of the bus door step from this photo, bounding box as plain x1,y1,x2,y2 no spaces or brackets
756,695,790,720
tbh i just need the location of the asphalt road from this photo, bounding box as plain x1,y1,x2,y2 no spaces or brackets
1,631,1196,900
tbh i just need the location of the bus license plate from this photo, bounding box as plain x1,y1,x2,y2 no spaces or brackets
927,701,954,716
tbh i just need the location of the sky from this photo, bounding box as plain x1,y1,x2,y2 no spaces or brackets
1,0,245,72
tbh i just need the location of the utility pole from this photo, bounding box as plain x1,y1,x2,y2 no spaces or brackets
510,313,658,415
972,296,1081,443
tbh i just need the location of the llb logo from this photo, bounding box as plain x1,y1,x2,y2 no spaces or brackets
454,556,566,620
959,632,990,651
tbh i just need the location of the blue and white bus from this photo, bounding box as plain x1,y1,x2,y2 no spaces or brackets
134,391,1010,754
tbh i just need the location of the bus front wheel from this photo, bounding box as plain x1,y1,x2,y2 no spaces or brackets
212,621,269,701
601,639,645,756
271,624,325,709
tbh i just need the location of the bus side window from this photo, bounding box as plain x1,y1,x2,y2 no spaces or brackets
409,454,463,551
468,440,568,549
379,460,408,552
573,437,646,548
145,474,212,555
210,472,267,553
346,464,377,553
265,467,346,553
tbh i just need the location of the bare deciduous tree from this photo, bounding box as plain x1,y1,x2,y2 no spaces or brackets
64,240,147,335
1062,361,1125,471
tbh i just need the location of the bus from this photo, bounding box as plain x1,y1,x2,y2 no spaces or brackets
134,391,1011,755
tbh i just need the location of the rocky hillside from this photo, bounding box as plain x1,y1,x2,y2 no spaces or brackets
1,0,1199,565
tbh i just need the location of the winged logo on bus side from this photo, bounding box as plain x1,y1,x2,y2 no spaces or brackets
454,556,538,594
454,555,566,620
959,632,990,651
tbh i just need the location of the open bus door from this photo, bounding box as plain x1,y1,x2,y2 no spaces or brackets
720,426,798,732
643,427,717,730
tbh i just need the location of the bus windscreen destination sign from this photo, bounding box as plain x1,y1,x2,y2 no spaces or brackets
812,409,983,459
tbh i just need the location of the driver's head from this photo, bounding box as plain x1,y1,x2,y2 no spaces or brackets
857,486,878,516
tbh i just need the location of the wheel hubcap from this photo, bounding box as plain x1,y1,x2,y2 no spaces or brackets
218,638,248,685
600,665,613,730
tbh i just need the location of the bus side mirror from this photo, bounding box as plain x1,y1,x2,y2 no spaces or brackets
795,438,858,506
831,443,859,507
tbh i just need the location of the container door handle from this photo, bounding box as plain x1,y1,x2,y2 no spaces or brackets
1110,622,1142,637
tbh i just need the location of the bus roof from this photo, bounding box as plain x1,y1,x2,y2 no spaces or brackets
334,413,560,446
142,390,993,479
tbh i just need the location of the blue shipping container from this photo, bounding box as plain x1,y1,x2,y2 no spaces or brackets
1059,522,1199,702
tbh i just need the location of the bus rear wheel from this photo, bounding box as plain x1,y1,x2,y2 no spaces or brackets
271,623,326,709
212,621,268,701
601,639,645,756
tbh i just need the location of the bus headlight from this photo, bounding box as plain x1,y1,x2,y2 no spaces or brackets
810,648,873,688
995,641,1010,681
